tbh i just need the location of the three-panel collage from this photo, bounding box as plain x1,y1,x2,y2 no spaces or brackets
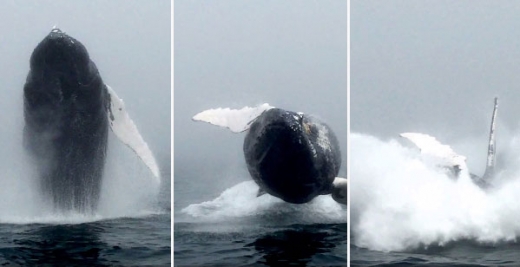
2,1,519,266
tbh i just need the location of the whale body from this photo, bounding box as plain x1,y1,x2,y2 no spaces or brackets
193,104,347,205
23,28,159,212
244,108,341,204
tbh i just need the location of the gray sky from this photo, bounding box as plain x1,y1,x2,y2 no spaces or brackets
352,1,520,143
0,0,171,171
174,0,347,206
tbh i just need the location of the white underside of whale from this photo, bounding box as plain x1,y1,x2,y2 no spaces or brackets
106,85,160,183
400,132,468,172
192,103,274,133
331,177,348,205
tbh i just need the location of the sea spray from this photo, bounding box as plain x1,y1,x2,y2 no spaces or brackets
351,132,520,252
182,180,346,224
97,132,161,218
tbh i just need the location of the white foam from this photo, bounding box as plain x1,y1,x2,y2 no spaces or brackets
351,132,520,252
182,181,346,224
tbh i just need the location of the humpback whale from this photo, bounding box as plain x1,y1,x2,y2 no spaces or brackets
193,104,347,205
24,28,160,213
400,97,498,189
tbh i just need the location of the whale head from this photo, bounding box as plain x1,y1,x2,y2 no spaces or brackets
28,28,98,87
24,28,106,118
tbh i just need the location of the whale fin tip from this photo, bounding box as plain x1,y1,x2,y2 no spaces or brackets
483,97,498,181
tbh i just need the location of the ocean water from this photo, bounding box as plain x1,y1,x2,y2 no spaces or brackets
174,180,347,267
351,241,520,266
0,126,171,266
351,132,520,266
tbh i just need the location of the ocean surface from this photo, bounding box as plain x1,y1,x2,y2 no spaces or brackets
174,177,347,267
0,132,171,266
351,242,520,266
351,132,520,266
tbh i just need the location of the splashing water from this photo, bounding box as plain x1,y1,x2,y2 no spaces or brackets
351,132,520,252
182,181,346,224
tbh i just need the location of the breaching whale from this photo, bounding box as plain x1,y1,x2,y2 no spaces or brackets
23,28,160,212
193,104,347,205
400,97,498,189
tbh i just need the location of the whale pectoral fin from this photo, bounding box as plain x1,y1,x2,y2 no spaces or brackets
257,187,267,197
192,103,274,133
399,132,468,176
483,97,498,181
106,85,161,182
331,177,348,205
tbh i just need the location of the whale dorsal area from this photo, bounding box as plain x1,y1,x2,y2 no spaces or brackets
106,85,161,182
400,132,468,173
192,103,274,133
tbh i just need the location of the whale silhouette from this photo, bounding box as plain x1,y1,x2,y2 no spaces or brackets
193,104,347,205
23,28,160,212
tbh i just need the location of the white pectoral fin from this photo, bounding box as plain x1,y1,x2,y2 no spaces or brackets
400,132,468,172
192,103,274,133
106,85,161,182
483,97,498,181
331,177,348,205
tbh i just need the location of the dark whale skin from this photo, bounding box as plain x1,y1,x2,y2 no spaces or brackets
243,108,341,204
23,29,109,212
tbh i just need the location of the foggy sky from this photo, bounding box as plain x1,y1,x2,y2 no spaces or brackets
0,1,171,171
174,0,347,206
352,1,520,144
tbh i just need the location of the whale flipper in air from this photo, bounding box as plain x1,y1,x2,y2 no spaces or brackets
192,103,274,133
400,97,498,189
106,85,161,182
482,97,498,182
400,132,468,177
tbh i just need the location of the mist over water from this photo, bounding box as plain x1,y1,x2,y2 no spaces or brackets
351,132,520,252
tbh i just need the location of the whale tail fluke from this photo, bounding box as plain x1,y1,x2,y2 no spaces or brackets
106,85,161,182
482,97,498,182
192,103,274,133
